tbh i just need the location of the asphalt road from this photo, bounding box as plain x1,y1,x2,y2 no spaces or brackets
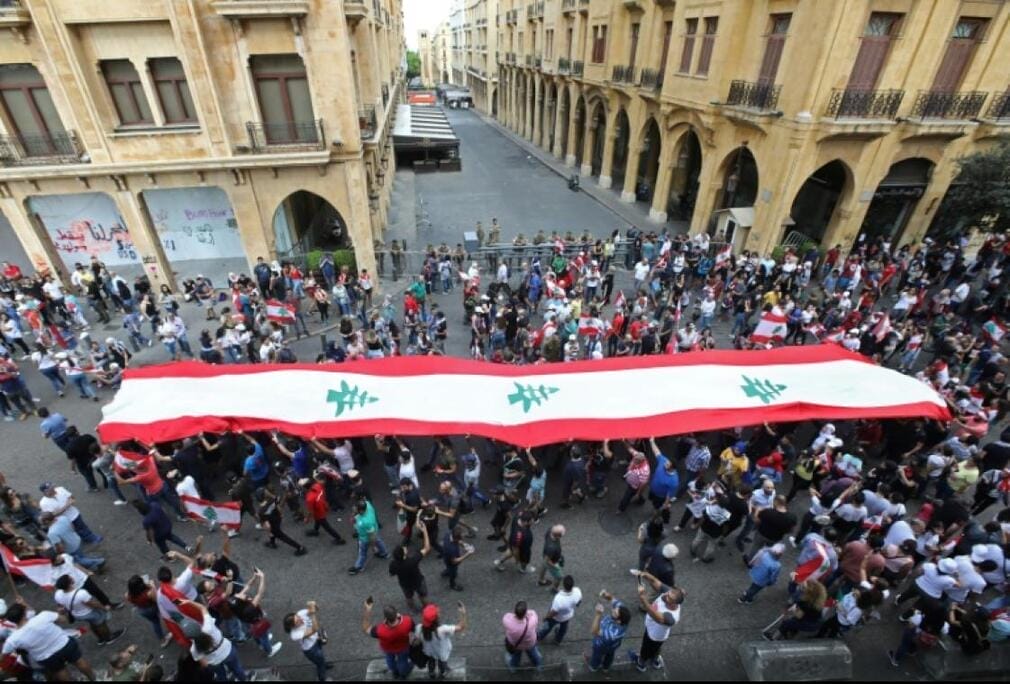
0,109,937,682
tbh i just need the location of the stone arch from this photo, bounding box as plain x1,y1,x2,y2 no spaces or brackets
666,126,704,222
271,190,350,257
572,95,587,166
859,157,935,245
610,108,632,187
714,145,760,210
634,116,663,205
589,99,608,177
788,159,855,246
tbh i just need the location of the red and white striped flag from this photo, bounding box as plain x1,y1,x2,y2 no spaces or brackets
157,581,205,647
793,540,833,584
714,243,733,267
984,319,1007,344
613,290,626,310
114,449,152,476
871,314,892,343
821,329,846,345
265,299,296,324
578,315,604,338
181,495,242,530
749,308,787,345
0,544,53,589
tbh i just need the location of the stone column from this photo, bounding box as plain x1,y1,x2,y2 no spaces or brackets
552,96,566,159
579,117,595,176
598,128,617,189
565,102,580,167
688,155,722,237
113,187,175,290
0,195,64,281
621,137,644,203
532,79,543,145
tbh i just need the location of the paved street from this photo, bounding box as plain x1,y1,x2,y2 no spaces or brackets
0,110,928,682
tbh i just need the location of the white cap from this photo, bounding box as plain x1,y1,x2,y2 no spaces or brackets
105,337,115,344
662,543,679,560
971,545,989,564
938,558,958,575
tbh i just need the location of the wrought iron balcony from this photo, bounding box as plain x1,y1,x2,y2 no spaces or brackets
987,91,1010,121
246,119,324,151
725,80,781,111
562,0,577,12
535,55,542,69
573,60,584,76
639,68,664,92
525,54,533,67
611,65,636,84
0,130,85,167
825,88,904,119
558,57,571,74
910,90,987,120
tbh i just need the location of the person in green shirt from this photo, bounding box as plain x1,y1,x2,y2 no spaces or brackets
350,498,389,575
409,277,428,319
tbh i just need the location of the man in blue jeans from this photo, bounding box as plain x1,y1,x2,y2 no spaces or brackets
41,513,104,571
503,601,543,673
363,598,414,679
284,601,330,682
588,591,631,672
536,575,582,644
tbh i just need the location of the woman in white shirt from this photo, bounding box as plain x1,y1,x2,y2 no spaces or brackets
414,603,467,678
0,313,30,357
191,604,247,682
32,347,66,396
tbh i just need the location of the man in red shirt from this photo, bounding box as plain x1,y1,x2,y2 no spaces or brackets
362,597,414,679
1,261,23,282
116,450,187,521
302,472,346,545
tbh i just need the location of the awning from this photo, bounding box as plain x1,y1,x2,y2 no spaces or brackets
392,104,457,141
714,207,755,228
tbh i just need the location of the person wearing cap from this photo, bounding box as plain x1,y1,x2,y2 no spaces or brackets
895,558,960,616
718,442,750,491
416,602,467,679
738,544,785,604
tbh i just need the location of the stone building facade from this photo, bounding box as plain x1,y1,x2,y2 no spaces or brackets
0,0,404,289
490,0,1010,254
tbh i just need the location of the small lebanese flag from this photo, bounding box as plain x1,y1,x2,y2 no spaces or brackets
805,322,826,340
750,307,787,345
714,243,733,267
265,299,296,324
181,495,242,530
871,314,892,343
578,315,603,337
157,582,205,647
114,449,151,476
984,319,1006,343
793,540,832,584
0,544,53,589
821,329,846,345
613,290,626,310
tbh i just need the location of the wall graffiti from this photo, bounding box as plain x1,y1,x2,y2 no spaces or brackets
28,192,141,270
143,187,245,264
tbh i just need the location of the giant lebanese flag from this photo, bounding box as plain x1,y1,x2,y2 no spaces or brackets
97,346,950,448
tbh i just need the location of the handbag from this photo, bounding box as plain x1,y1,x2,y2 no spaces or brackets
504,617,529,654
409,639,427,668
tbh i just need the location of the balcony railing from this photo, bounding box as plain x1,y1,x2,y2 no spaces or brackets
558,57,571,73
562,0,577,11
573,60,584,76
639,68,664,92
358,105,378,139
0,130,85,167
725,80,781,111
579,0,589,8
535,55,542,68
611,65,636,84
987,91,1010,121
910,90,987,120
525,54,533,67
825,88,904,119
246,119,324,152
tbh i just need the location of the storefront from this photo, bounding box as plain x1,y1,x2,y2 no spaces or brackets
141,186,246,286
27,192,143,279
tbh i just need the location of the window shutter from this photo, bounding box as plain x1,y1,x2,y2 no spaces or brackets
679,19,697,73
846,13,900,90
930,19,987,93
758,35,785,84
696,18,718,76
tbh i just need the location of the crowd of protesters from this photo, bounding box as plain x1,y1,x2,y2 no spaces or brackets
0,221,1009,681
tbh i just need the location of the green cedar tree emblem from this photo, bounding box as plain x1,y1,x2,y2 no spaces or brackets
202,506,217,522
326,380,380,417
740,375,788,405
507,381,560,413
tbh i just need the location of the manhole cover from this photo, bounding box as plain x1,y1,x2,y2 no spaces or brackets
598,510,633,537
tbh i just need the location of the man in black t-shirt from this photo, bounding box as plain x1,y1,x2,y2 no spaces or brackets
66,432,100,492
389,525,431,611
746,496,796,562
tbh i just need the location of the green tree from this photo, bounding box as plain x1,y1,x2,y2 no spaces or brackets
406,50,421,79
934,140,1010,235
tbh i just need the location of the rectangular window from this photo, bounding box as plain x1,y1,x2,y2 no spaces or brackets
628,23,640,71
149,58,196,125
567,27,573,58
758,13,790,84
696,17,718,76
592,25,608,63
250,54,316,143
931,17,988,92
546,29,553,59
847,12,902,90
0,64,67,156
659,21,673,80
679,18,697,73
101,59,153,126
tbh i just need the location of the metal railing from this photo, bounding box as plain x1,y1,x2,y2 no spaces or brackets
825,88,904,119
358,105,377,139
245,119,324,151
558,57,571,73
579,0,589,7
0,130,84,166
525,54,533,67
534,55,542,68
342,0,367,15
639,68,663,92
562,0,577,10
987,91,1010,120
909,90,987,120
611,65,636,84
573,60,584,76
725,80,781,111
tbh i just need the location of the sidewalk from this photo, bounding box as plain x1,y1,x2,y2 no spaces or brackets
476,110,690,236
